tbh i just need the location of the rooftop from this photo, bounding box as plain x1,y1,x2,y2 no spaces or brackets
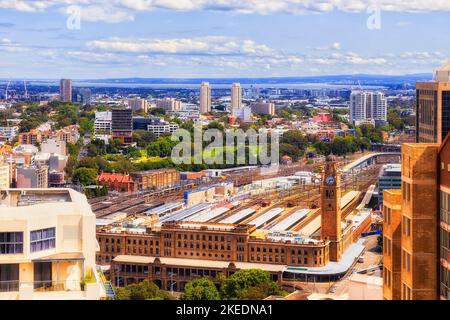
0,189,73,207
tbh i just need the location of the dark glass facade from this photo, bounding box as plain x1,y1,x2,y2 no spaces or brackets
442,91,450,143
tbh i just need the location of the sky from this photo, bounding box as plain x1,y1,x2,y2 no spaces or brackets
0,0,450,79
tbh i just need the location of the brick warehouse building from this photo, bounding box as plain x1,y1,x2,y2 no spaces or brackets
96,156,373,291
129,168,180,191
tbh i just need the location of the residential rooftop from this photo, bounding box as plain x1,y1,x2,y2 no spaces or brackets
0,188,73,207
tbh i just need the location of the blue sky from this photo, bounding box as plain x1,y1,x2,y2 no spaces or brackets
0,0,449,79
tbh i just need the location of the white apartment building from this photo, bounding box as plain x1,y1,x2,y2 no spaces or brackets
369,92,387,122
350,91,387,124
147,122,179,137
232,106,252,122
0,188,106,300
156,98,182,111
94,111,112,142
0,126,19,142
200,82,211,114
231,83,242,110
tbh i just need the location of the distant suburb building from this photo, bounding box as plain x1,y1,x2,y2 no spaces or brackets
200,82,211,114
231,83,242,110
156,98,182,112
349,91,387,125
127,98,149,113
0,188,104,300
72,88,91,105
59,79,72,102
250,101,275,116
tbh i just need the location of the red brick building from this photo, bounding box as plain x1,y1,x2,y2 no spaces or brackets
97,172,137,193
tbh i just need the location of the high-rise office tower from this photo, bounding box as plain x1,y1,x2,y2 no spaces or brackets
231,83,242,110
111,108,133,144
349,91,387,124
416,61,450,143
200,82,211,114
59,79,72,102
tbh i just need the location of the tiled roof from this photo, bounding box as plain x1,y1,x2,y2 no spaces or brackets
97,172,133,183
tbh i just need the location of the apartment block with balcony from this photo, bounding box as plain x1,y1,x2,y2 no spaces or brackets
0,188,105,300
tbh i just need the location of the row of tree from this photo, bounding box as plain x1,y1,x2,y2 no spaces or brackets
115,269,285,300
183,269,285,300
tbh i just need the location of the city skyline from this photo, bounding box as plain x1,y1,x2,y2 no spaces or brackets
1,1,450,78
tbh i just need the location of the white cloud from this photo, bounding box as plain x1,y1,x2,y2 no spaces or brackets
331,42,341,50
3,1,450,23
0,37,29,52
87,36,276,56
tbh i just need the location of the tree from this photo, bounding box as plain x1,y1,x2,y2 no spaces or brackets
279,143,302,161
111,157,135,173
221,269,282,300
77,157,100,170
359,124,383,143
150,108,166,116
207,121,225,131
124,146,142,159
72,167,98,186
280,130,308,156
79,117,94,136
183,279,220,300
133,130,157,148
238,282,282,300
115,280,175,300
147,136,175,157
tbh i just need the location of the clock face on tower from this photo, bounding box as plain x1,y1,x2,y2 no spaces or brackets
325,176,335,186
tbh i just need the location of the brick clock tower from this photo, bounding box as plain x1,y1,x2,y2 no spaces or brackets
321,154,342,261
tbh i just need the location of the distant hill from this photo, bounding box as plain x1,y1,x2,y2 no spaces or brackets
85,73,433,85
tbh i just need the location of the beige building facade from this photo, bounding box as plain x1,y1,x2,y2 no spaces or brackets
0,189,105,300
